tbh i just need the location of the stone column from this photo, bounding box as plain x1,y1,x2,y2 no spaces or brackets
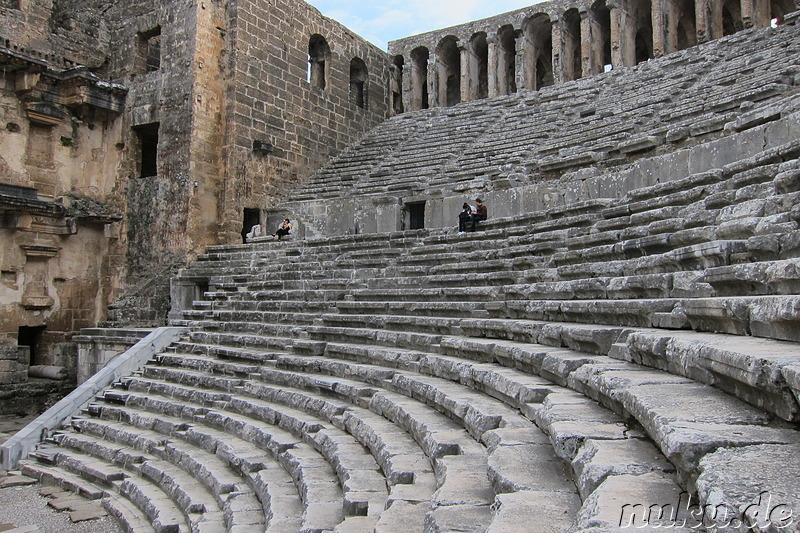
696,0,710,43
459,40,471,103
580,8,592,78
551,15,563,85
428,55,439,108
753,0,772,27
515,34,527,91
741,0,756,28
403,58,414,112
608,0,625,69
652,0,666,58
487,33,499,97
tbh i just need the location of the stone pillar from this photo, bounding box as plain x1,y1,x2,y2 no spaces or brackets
652,0,666,57
459,40,471,104
428,55,439,108
752,0,772,27
608,0,625,69
696,0,710,43
741,0,756,28
515,34,527,91
403,57,414,112
551,16,563,85
487,33,499,98
580,8,592,78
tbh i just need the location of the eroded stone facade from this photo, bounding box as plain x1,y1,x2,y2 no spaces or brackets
0,0,389,404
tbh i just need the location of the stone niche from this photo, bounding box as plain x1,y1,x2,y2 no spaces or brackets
20,244,58,310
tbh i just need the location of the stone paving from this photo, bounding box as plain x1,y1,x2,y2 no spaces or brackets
1,417,123,533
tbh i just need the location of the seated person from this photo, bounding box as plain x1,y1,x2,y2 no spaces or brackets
458,202,471,232
470,198,487,232
273,218,292,240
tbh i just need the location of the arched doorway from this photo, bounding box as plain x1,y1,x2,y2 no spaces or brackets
469,32,489,100
590,0,612,74
410,46,429,110
497,25,518,95
562,8,582,81
436,36,461,106
523,13,553,90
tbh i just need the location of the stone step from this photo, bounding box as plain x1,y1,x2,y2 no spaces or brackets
122,380,390,519
18,460,157,532
51,432,223,522
21,458,191,533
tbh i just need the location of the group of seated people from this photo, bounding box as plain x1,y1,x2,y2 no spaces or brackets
458,198,487,232
247,199,487,244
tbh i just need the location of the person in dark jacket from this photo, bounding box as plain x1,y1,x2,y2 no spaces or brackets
470,198,487,232
458,202,472,232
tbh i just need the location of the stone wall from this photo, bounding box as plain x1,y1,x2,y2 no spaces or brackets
0,0,391,401
217,0,389,243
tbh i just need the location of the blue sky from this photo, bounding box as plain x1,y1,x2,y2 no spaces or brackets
306,0,546,50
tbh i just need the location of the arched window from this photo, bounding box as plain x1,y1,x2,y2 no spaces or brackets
590,0,612,74
410,47,429,110
523,14,553,90
308,34,330,89
632,1,653,65
436,36,461,107
563,8,582,81
349,57,368,109
390,55,404,115
671,0,697,51
497,25,518,95
469,32,489,100
722,0,743,35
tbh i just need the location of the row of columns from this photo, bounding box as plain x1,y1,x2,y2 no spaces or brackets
396,0,797,112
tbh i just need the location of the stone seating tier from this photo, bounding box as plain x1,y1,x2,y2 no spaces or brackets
285,22,800,202
17,19,800,532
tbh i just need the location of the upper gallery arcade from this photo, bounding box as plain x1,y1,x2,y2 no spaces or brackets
388,0,798,112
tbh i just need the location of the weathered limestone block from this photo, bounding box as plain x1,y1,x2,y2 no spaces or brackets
0,346,27,385
626,330,800,420
488,490,580,533
748,295,800,343
672,240,748,269
571,439,676,501
716,217,762,239
774,168,800,194
573,472,690,531
696,444,800,533
606,274,672,299
616,382,799,484
682,298,751,335
486,441,574,493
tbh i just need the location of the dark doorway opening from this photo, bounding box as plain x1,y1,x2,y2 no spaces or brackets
242,208,261,243
406,202,425,230
18,325,45,366
134,123,159,178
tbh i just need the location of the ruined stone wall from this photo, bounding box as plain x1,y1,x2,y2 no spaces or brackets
0,56,126,370
218,0,390,243
104,0,196,277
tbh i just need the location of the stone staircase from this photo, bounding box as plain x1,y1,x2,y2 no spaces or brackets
13,130,800,531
